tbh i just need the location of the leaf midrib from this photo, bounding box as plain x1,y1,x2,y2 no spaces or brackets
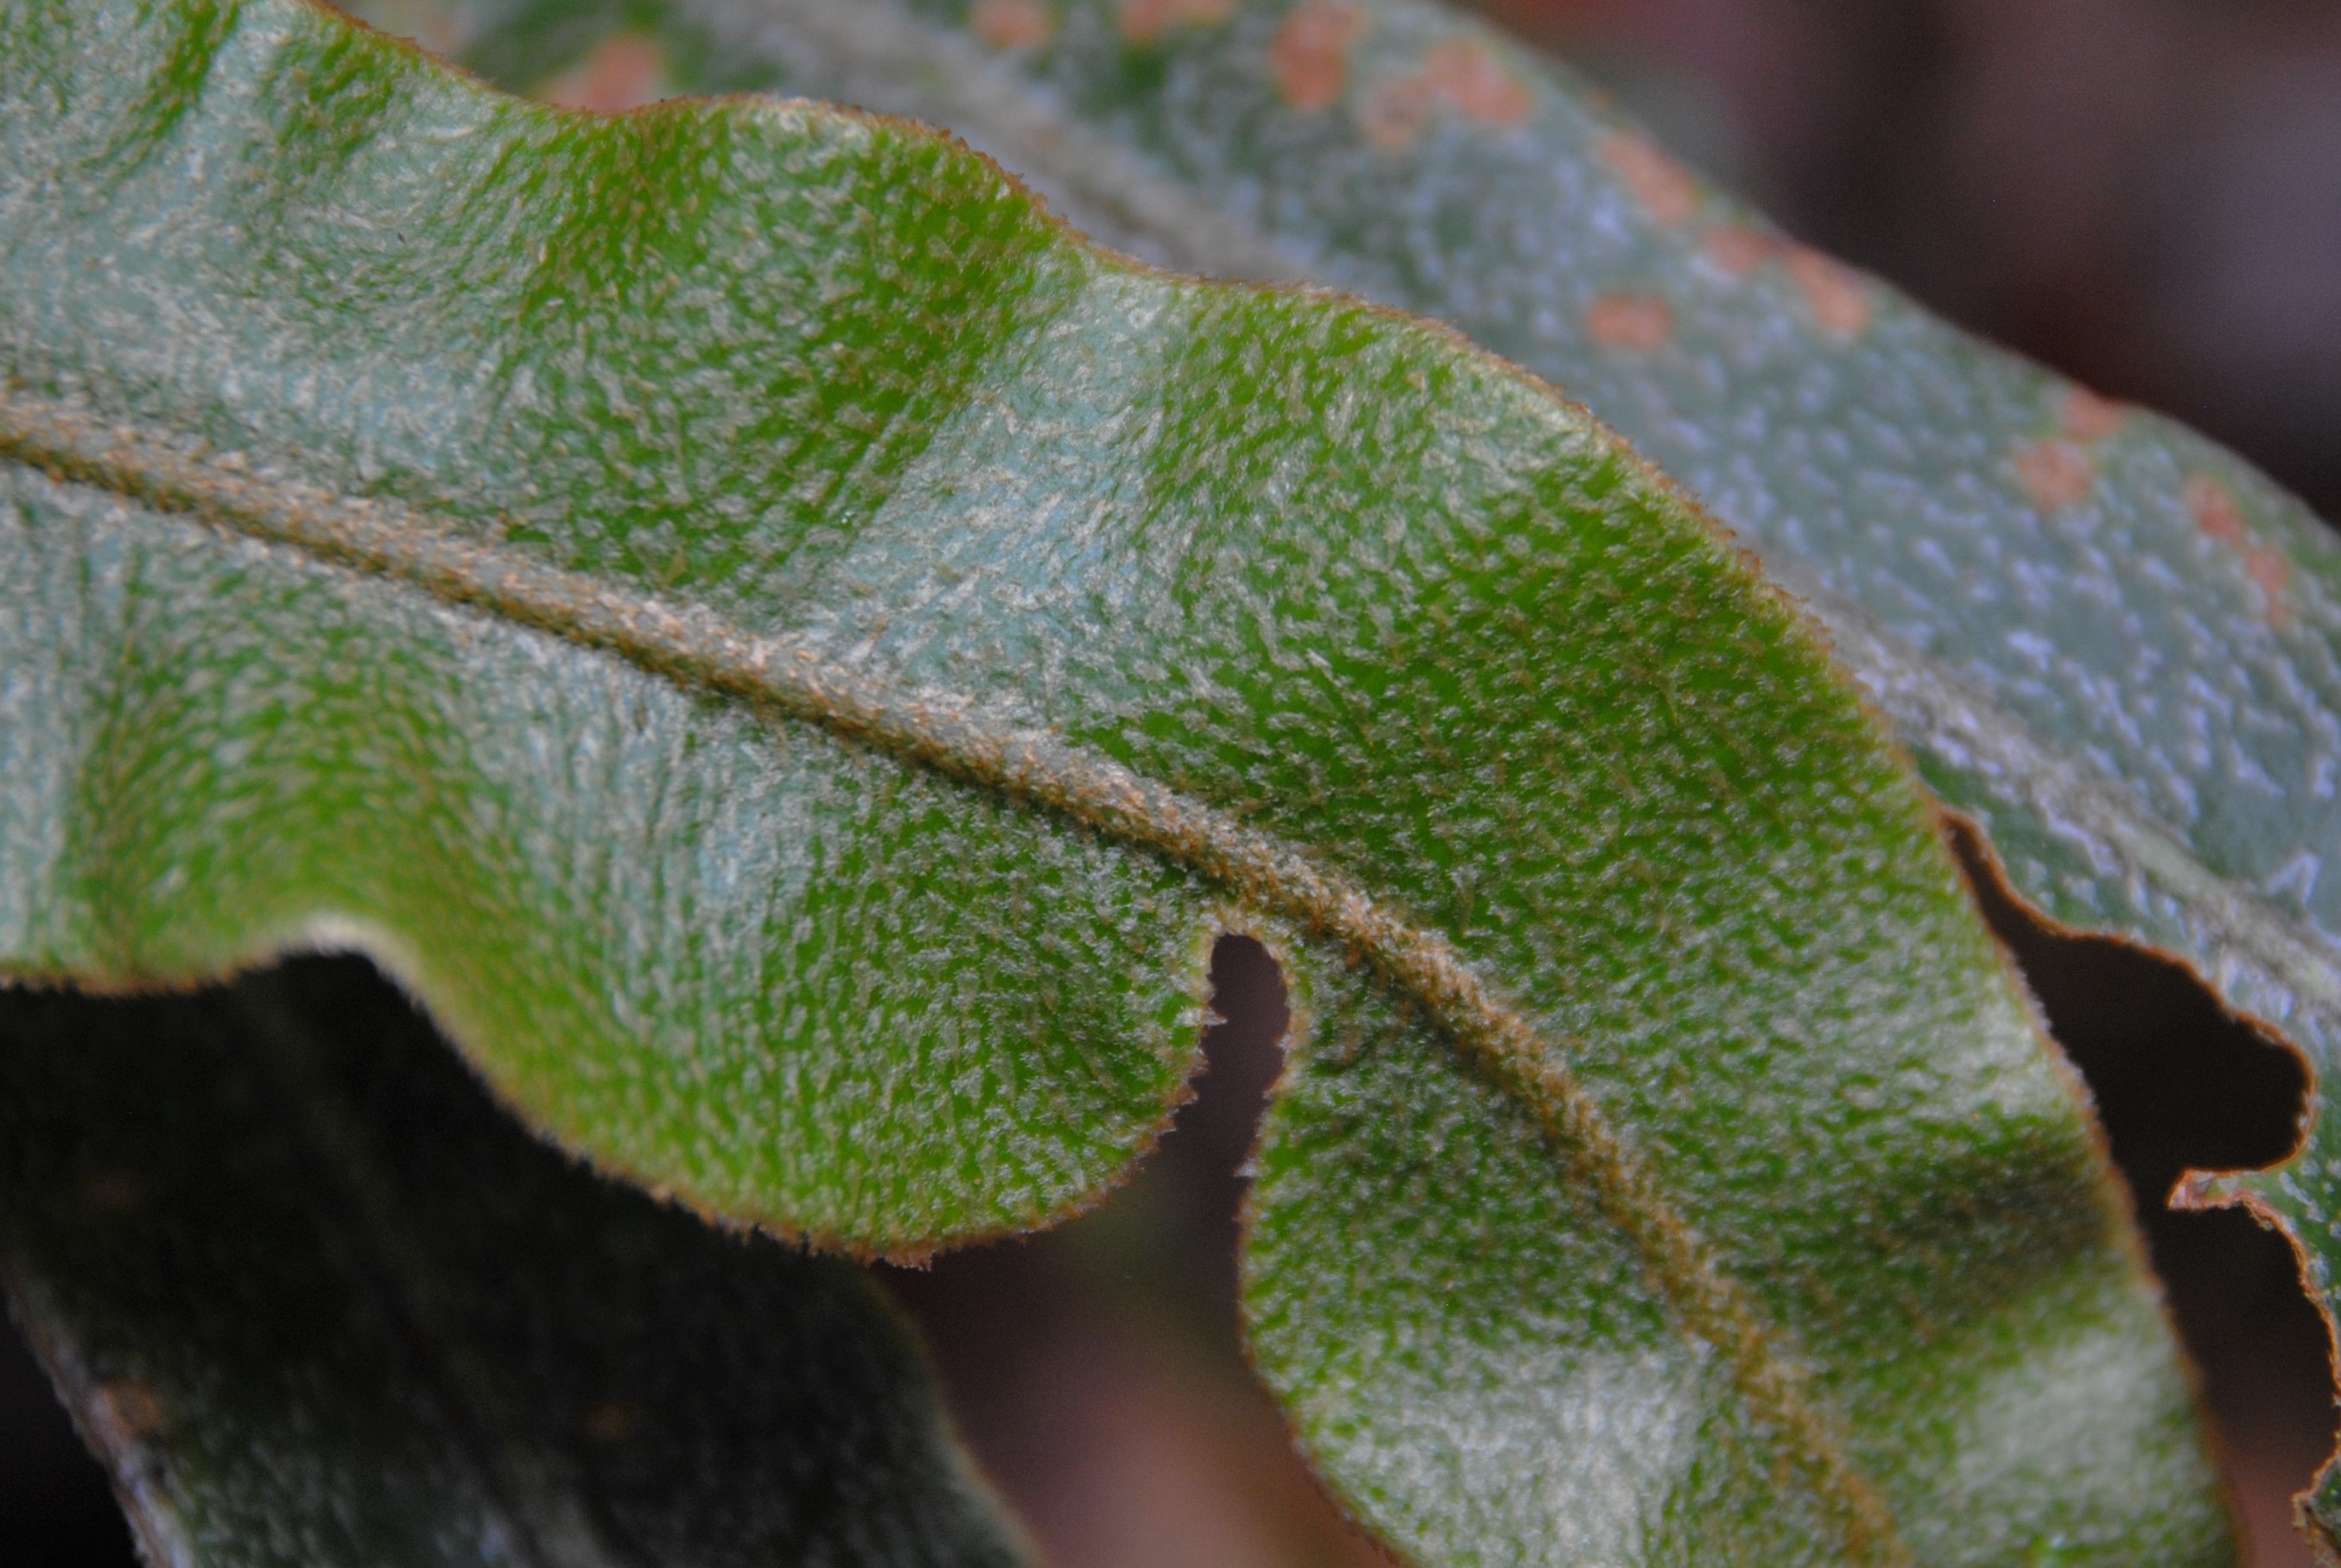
0,381,1910,1565
681,0,2341,1083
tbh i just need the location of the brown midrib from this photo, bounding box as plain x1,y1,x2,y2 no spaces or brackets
0,384,1907,1565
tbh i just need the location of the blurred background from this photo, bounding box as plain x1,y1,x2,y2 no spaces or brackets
7,0,2341,1563
1490,0,2341,527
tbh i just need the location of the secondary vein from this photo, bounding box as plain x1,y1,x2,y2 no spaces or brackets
0,383,1908,1565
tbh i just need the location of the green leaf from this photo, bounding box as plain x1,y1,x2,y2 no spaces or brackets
358,0,2341,1538
0,0,2234,1562
0,956,1028,1565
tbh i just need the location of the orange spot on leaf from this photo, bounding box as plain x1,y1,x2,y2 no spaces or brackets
539,35,666,113
1118,0,1170,41
2248,547,2294,626
1355,36,1531,149
1602,133,1700,225
1703,223,1783,276
2187,473,2293,624
1786,247,1871,339
1354,74,1433,149
2014,439,2095,511
2187,473,2249,544
972,0,1055,49
1118,0,1234,45
1585,294,1673,351
1420,38,1533,127
1268,0,1363,111
2061,386,2128,443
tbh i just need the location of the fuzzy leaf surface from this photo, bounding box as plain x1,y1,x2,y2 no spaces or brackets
371,0,2341,1535
0,1,2233,1562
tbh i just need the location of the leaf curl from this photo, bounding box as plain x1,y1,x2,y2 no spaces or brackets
0,2,2238,1561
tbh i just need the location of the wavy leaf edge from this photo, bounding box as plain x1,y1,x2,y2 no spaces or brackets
322,0,2341,1545
0,3,2241,1563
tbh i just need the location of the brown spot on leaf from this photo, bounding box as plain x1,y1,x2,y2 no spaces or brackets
94,1381,164,1444
2187,473,2249,544
1354,74,1433,149
82,1167,145,1214
2186,475,2294,625
1117,0,1171,42
538,35,666,113
2062,386,2128,443
2015,438,2096,511
1584,293,1673,351
2248,547,2294,626
1353,36,1531,149
1703,223,1781,277
1420,38,1532,127
583,1399,640,1443
1268,0,1363,111
1602,133,1699,225
1117,0,1234,45
972,0,1056,49
1786,247,1871,339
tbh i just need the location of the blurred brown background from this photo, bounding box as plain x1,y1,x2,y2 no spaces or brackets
1488,0,2341,526
7,1,2341,1563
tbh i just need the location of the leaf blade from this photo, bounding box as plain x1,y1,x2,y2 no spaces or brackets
371,0,2341,1533
1250,942,2228,1566
0,2,2238,1561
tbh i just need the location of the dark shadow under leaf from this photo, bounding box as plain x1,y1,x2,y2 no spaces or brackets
0,957,1025,1568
